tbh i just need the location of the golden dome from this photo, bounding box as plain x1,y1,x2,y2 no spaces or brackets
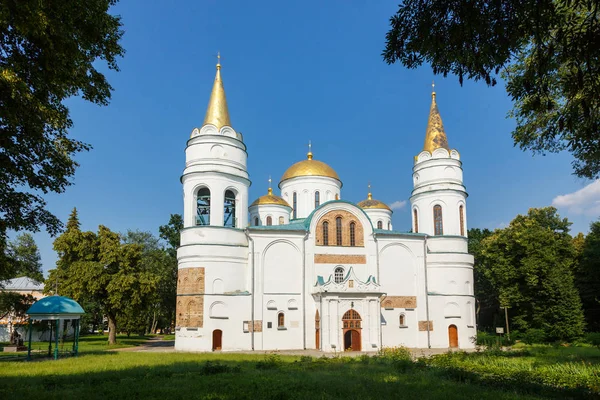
250,188,291,207
357,191,392,212
279,151,341,186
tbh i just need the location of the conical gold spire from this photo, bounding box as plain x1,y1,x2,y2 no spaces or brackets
203,53,232,129
423,83,449,153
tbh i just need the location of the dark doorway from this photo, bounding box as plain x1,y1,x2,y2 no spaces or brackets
448,325,458,348
343,329,361,351
212,329,222,351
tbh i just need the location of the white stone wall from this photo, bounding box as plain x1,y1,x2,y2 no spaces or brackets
363,208,393,230
279,176,341,219
248,204,291,227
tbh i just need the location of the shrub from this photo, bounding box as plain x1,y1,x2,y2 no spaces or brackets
256,353,282,370
585,332,600,348
200,361,240,375
378,346,412,361
298,355,313,363
476,331,514,347
522,329,547,345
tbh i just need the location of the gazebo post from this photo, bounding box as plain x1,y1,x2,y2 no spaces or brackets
54,319,59,360
74,319,80,356
27,318,33,361
48,320,52,357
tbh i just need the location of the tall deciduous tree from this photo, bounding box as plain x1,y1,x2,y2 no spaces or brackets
47,211,158,344
479,207,584,341
6,233,43,281
467,228,498,330
384,0,600,179
0,0,124,250
575,221,600,331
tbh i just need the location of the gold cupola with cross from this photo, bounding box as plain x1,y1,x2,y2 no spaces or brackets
422,83,449,153
203,53,232,130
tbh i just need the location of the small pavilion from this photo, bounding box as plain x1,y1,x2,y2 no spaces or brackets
26,295,85,360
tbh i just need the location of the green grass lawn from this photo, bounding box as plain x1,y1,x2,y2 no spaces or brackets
0,334,150,360
0,352,544,400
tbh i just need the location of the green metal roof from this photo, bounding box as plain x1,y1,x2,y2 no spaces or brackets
27,296,85,316
249,221,307,231
373,229,427,237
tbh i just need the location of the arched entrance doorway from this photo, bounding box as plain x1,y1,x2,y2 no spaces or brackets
212,329,222,351
342,309,361,351
315,310,320,350
448,325,458,348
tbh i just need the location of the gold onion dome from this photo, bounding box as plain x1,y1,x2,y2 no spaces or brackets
250,187,291,207
202,54,232,130
357,190,392,212
279,149,341,186
423,85,449,153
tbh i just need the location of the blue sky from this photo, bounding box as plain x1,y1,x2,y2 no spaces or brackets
20,0,599,274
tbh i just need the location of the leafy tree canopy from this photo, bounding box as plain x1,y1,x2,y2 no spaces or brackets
384,0,600,178
0,1,124,241
479,207,584,341
576,220,600,331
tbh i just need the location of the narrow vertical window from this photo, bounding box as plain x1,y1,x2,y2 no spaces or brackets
434,205,443,235
335,193,339,200
459,205,465,236
315,191,320,208
266,216,272,226
293,192,297,219
254,217,259,226
388,222,391,230
413,209,418,233
279,216,284,225
350,222,356,247
278,312,285,328
196,188,211,226
399,314,406,326
224,190,236,227
322,221,329,246
377,220,383,229
336,217,342,246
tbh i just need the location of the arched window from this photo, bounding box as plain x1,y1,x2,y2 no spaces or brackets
279,216,284,225
315,191,320,208
459,205,465,236
224,190,236,227
292,192,297,219
342,309,361,329
334,267,344,283
388,222,391,230
266,216,272,226
322,221,329,246
377,220,383,229
413,209,418,233
335,193,339,200
336,217,342,245
434,205,443,235
277,312,285,328
399,314,406,326
196,188,211,226
254,217,259,226
350,222,356,247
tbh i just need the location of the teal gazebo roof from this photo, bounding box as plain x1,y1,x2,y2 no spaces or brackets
27,295,85,320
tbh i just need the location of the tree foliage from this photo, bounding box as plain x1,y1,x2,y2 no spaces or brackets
6,233,43,281
47,209,158,344
0,291,35,321
478,207,585,341
467,228,498,329
0,0,124,241
575,221,600,331
384,0,600,178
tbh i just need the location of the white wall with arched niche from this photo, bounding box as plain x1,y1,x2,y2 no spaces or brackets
249,203,291,227
262,240,302,294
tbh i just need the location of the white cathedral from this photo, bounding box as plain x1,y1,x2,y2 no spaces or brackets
175,59,476,352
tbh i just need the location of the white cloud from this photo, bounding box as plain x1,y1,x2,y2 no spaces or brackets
389,200,407,210
552,180,600,216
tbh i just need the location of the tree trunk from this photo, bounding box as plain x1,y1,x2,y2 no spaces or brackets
107,313,117,345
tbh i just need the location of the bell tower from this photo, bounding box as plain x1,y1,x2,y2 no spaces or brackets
409,86,467,237
182,56,249,230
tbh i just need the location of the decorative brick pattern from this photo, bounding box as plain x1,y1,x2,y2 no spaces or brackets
177,267,205,295
315,210,364,247
176,296,204,327
418,320,434,331
314,254,367,264
381,296,417,309
243,320,263,332
176,268,206,327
